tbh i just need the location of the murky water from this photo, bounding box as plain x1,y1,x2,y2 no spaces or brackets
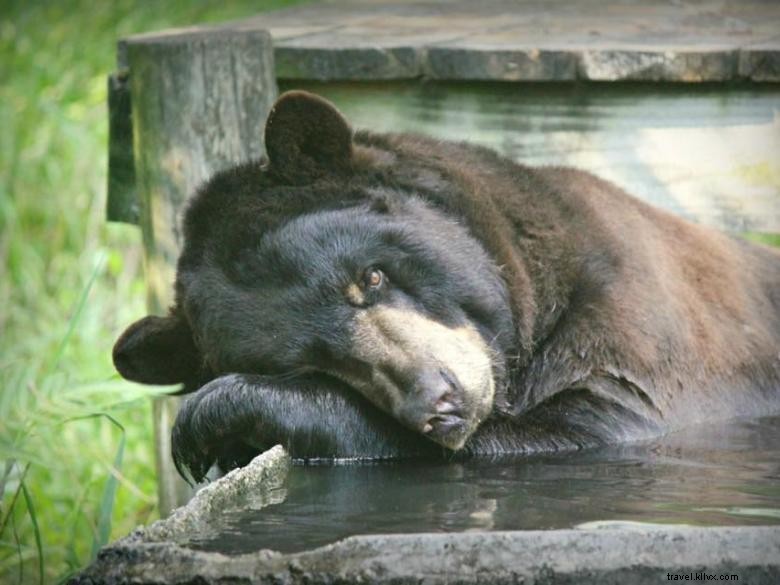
189,415,780,554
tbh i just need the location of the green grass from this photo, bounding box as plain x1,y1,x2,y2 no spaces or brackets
742,232,780,249
0,1,306,582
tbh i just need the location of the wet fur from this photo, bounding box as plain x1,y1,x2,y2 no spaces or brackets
114,92,780,482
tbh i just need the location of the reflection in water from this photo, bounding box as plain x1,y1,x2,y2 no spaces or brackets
278,81,780,234
188,416,780,555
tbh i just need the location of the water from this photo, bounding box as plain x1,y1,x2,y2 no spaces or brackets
279,81,780,235
188,415,780,555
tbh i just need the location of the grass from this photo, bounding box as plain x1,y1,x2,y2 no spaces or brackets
742,232,780,249
0,1,306,582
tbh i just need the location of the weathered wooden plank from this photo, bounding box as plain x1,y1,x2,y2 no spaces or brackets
125,28,277,515
107,72,138,223
236,0,780,82
110,1,780,84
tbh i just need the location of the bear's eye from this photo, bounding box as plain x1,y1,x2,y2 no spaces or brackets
364,268,384,290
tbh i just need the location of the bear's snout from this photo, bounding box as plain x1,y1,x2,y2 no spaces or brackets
343,305,495,450
396,367,468,447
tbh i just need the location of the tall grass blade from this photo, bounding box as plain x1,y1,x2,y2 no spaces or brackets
21,481,43,585
0,463,29,540
50,252,106,372
66,414,125,560
11,510,22,585
0,459,14,504
96,433,125,559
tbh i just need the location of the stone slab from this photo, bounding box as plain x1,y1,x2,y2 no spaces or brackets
122,0,780,81
72,529,780,584
142,445,290,543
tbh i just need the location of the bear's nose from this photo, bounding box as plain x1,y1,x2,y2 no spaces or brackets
398,368,466,444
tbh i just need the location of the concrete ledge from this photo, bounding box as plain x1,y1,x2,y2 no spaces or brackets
72,526,780,584
121,1,780,82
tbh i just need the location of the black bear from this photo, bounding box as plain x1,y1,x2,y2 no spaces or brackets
114,91,780,482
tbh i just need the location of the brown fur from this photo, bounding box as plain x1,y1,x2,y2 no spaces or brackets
363,132,780,427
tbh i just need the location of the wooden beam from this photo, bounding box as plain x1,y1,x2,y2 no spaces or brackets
125,27,277,515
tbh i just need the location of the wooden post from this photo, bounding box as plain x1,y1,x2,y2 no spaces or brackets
124,28,277,516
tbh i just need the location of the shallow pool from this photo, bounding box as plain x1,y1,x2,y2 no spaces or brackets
189,415,780,554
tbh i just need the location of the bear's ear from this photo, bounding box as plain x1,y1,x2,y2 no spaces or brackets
113,313,200,385
264,90,353,183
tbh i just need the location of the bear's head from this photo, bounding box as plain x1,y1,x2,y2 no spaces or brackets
113,91,516,451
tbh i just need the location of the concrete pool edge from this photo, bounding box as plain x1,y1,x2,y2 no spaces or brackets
72,526,780,584
72,446,780,584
